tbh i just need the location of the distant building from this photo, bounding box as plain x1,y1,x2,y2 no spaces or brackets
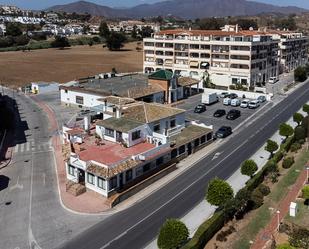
0,23,5,36
31,82,59,94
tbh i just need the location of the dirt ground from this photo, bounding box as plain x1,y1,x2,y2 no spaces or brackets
0,42,143,87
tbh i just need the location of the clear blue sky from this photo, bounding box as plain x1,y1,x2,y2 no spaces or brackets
0,0,308,10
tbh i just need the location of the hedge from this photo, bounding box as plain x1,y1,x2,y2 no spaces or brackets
181,211,225,249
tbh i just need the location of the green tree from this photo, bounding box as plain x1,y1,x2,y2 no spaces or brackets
139,26,154,38
157,219,189,249
51,36,70,49
294,126,306,141
293,112,304,126
131,25,138,39
99,21,110,38
302,185,309,208
14,35,30,46
6,22,22,36
276,243,295,249
241,159,258,178
265,139,278,157
294,66,307,82
303,104,309,116
279,123,294,139
105,32,127,51
206,178,234,207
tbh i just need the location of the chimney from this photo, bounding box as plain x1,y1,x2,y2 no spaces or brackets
116,107,121,118
236,24,239,33
84,116,90,131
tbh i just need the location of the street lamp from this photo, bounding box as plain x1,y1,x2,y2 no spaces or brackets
305,167,309,184
276,210,280,231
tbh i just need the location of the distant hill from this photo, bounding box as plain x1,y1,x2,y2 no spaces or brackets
46,0,307,19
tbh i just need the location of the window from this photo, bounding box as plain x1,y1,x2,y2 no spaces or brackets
109,176,117,189
179,145,186,154
156,157,164,166
201,135,206,144
171,149,178,159
105,128,114,137
207,132,213,141
126,169,133,182
65,89,68,93
241,79,248,85
68,165,75,176
136,166,143,177
232,78,238,84
154,123,160,132
143,163,151,173
87,173,95,185
76,96,84,105
97,177,106,190
170,119,176,128
194,138,200,147
132,130,141,141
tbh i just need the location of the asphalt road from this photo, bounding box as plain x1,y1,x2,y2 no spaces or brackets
59,81,309,249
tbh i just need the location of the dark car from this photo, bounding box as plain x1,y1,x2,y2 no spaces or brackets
229,93,238,99
226,109,241,120
194,104,206,113
215,126,232,138
213,109,226,117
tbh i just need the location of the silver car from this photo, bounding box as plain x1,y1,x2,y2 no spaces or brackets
257,96,266,103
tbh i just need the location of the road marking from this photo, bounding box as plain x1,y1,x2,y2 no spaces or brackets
14,145,19,153
42,173,46,186
212,152,221,161
9,176,23,191
26,142,30,151
20,143,25,153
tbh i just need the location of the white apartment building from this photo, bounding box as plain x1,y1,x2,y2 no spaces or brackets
143,27,280,88
270,30,308,73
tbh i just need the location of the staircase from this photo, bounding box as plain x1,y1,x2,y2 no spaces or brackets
66,180,86,196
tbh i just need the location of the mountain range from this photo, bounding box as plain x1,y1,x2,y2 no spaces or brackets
46,0,307,19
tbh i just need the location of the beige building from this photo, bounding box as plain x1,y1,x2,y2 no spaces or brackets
143,27,280,88
269,30,308,73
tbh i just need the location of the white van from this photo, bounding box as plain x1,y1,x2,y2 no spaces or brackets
223,98,231,106
248,100,260,109
268,77,279,84
230,99,241,107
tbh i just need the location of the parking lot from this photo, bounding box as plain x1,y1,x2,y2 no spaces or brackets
175,93,270,133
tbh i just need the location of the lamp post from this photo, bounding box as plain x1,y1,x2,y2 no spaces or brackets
276,210,280,231
306,167,309,184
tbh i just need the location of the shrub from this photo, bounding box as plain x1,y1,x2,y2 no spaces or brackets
229,85,236,90
157,219,189,249
298,139,305,144
258,184,270,196
266,160,279,174
270,172,279,183
276,243,295,249
14,35,30,46
182,211,225,249
293,112,304,126
215,226,236,242
294,66,307,82
249,188,264,209
282,157,294,169
289,228,309,248
294,126,306,141
290,142,301,152
273,150,284,163
303,104,309,116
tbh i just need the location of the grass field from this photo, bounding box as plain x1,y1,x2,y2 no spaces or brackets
0,42,143,88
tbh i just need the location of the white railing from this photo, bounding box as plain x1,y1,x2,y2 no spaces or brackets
69,154,87,170
167,125,183,136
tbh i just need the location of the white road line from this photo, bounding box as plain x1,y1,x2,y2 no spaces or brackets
20,143,25,153
14,145,19,153
26,142,30,151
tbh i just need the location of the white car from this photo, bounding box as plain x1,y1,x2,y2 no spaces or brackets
240,99,250,108
223,97,231,106
268,77,279,84
230,99,241,107
248,100,260,109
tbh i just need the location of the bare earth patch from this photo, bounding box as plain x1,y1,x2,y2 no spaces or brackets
0,42,143,87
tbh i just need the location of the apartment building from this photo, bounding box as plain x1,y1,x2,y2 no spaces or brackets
143,26,280,88
63,98,213,198
269,30,308,73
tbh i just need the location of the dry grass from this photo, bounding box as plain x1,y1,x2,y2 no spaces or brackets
0,42,143,88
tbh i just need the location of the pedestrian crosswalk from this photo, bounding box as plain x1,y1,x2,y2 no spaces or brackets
13,140,53,154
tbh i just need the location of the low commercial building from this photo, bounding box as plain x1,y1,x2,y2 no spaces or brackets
143,26,280,88
63,99,213,198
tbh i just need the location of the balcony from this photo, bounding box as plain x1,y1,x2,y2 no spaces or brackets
70,154,87,170
167,125,183,136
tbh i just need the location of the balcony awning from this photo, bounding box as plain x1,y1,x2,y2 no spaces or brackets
201,62,210,67
189,61,199,67
165,59,173,64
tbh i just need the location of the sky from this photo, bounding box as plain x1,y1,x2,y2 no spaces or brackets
0,0,309,10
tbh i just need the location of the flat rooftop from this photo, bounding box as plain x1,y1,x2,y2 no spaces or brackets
74,133,155,166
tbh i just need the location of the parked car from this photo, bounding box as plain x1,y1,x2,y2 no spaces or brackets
226,109,241,120
215,126,232,138
223,97,231,105
248,100,260,109
268,77,279,84
240,99,250,108
194,104,207,113
220,92,230,98
202,93,219,105
257,95,266,103
213,109,226,117
229,93,238,99
231,98,241,107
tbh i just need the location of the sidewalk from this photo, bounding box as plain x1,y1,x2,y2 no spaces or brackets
0,130,14,169
251,161,309,249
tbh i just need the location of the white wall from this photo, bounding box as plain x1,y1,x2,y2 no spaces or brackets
60,89,104,108
32,83,59,94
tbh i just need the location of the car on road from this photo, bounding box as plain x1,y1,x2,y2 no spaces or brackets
240,99,250,108
226,109,241,120
215,126,232,138
223,97,231,105
220,92,230,98
268,77,279,84
213,109,226,117
231,99,241,107
248,100,260,109
257,96,266,103
194,104,207,113
229,93,238,99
